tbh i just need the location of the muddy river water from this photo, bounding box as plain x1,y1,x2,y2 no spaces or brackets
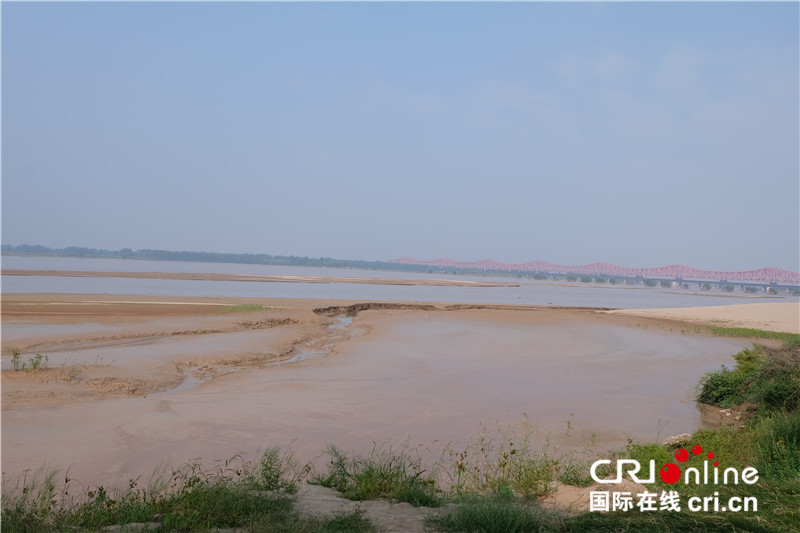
1,306,750,488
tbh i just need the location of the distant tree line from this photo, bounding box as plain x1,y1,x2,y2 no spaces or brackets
3,245,797,292
1,244,532,277
1,244,430,272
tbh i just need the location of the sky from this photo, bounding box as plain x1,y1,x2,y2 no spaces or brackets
2,2,798,272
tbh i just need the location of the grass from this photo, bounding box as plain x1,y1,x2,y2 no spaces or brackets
702,326,800,348
1,449,375,533
10,351,49,371
426,496,563,533
311,443,443,507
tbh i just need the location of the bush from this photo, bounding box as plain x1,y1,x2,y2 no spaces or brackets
698,366,752,408
697,346,771,409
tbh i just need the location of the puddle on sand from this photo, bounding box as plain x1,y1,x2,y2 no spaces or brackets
157,375,207,395
328,316,353,329
153,367,223,395
160,316,357,391
270,316,357,366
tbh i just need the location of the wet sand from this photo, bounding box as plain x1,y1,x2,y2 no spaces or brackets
606,302,800,334
2,295,789,489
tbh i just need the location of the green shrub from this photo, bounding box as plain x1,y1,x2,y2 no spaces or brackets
697,367,751,407
697,344,800,413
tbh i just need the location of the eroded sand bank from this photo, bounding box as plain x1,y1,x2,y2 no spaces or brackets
2,295,791,490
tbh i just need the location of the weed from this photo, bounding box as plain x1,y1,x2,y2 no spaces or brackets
312,443,442,507
9,352,49,371
446,423,561,500
0,448,335,533
427,497,563,533
703,326,800,348
244,446,310,493
319,512,379,532
752,411,800,480
29,354,48,370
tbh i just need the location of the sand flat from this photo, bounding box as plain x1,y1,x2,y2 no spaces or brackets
605,302,799,334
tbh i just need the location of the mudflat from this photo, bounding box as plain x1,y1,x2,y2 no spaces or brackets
2,294,792,489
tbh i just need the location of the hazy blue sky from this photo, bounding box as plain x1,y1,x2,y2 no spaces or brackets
2,2,798,272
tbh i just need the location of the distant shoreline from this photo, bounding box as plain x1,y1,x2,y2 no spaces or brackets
3,247,798,285
0,269,519,288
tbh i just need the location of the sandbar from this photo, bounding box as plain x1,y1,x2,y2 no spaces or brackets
606,302,799,334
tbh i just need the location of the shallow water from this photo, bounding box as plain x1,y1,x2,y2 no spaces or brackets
0,310,751,488
3,256,793,309
209,312,750,453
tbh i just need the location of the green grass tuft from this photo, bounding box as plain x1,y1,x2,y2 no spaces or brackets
312,444,443,507
426,498,563,533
